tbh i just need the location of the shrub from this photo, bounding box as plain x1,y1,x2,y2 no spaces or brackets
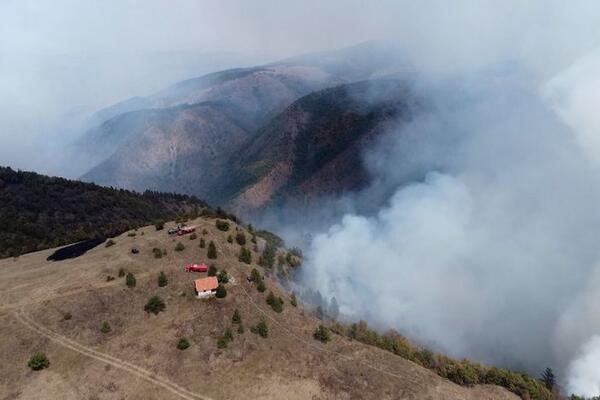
158,271,168,287
256,279,266,293
290,292,298,307
189,233,197,240
152,247,162,259
266,291,283,313
101,321,111,333
215,220,230,231
258,244,275,269
286,251,301,267
251,320,268,338
154,220,165,230
232,309,241,324
208,264,217,276
127,232,136,237
144,296,166,314
217,270,229,284
238,247,252,264
227,235,233,243
118,268,125,277
105,239,115,247
27,352,49,370
235,232,246,246
313,325,330,343
63,312,72,320
237,324,245,334
106,275,115,282
199,238,205,248
249,268,261,282
215,284,227,298
177,338,190,350
126,272,136,288
217,336,228,349
224,327,233,342
175,242,185,252
207,241,217,259
202,228,208,235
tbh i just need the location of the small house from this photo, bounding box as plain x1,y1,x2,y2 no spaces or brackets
194,276,218,298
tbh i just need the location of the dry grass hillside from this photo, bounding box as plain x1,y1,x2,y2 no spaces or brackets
0,216,518,400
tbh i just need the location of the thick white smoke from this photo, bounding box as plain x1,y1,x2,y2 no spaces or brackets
301,54,600,394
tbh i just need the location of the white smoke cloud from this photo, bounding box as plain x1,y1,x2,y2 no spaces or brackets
301,61,600,394
567,336,600,397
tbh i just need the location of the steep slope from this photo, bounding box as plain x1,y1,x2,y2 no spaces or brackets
0,166,208,259
217,79,420,214
79,65,338,182
0,216,526,400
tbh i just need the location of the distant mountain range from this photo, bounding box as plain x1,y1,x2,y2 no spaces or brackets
77,42,419,216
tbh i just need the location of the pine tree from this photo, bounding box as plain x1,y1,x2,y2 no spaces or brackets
126,272,136,288
541,367,555,390
158,271,168,287
207,241,217,259
232,309,241,324
216,284,227,298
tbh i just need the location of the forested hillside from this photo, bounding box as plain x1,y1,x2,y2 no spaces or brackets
0,166,212,258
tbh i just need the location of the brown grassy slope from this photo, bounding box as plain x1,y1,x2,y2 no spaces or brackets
0,217,517,400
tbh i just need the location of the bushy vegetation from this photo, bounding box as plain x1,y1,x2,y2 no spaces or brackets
27,352,50,370
258,244,276,269
174,242,185,252
336,320,552,400
127,232,136,237
199,238,205,248
144,296,166,314
105,239,116,248
189,233,197,240
208,264,217,276
217,327,234,348
152,247,163,259
125,272,136,288
227,235,233,243
101,321,111,333
0,166,208,259
63,312,72,320
235,232,246,245
266,291,284,313
158,271,168,287
154,220,165,230
217,270,229,284
215,219,230,231
215,284,227,298
177,338,190,350
118,268,125,277
207,241,217,259
251,320,268,338
290,292,297,307
313,325,330,343
232,309,241,324
238,246,252,264
255,229,284,248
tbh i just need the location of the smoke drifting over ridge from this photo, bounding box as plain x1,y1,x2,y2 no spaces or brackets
297,50,600,396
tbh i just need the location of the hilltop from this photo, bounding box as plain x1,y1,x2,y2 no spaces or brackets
0,213,547,399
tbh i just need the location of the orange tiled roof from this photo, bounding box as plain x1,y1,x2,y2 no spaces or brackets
194,276,218,292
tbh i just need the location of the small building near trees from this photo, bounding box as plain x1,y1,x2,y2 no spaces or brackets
194,276,218,298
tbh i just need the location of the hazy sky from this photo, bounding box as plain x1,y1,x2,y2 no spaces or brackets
2,0,600,176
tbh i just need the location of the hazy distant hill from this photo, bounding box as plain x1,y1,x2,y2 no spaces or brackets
78,43,416,216
217,79,419,214
0,166,208,259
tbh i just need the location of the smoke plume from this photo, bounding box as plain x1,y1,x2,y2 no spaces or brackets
300,54,600,395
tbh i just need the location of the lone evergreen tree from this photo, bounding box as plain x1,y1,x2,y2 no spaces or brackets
27,352,50,370
158,271,168,287
238,246,252,264
126,272,136,288
541,367,555,391
215,284,227,298
208,264,217,276
232,309,241,324
207,241,217,259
